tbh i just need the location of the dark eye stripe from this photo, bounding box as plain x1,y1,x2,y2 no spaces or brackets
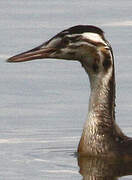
62,37,69,44
62,36,80,45
68,36,81,42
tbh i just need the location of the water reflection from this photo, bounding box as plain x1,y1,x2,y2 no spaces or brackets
78,156,132,180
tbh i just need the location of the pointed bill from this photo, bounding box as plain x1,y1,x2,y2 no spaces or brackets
7,45,56,63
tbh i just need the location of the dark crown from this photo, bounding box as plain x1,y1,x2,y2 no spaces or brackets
52,25,104,40
65,25,104,35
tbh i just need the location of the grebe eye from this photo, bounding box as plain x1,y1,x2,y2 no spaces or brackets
62,37,70,44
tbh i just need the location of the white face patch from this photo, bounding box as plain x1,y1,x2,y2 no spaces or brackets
66,34,80,38
82,33,107,45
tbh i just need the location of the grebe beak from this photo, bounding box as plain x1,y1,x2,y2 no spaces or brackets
7,44,56,63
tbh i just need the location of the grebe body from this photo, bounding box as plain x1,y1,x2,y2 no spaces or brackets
7,25,132,158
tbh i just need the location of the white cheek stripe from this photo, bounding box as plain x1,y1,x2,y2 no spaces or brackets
82,33,107,45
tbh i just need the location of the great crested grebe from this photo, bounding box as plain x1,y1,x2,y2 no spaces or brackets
7,25,132,158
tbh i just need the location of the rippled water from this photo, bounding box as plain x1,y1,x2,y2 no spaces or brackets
1,0,132,179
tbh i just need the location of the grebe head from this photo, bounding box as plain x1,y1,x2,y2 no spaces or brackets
7,25,113,76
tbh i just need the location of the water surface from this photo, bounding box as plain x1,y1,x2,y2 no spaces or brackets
1,0,132,179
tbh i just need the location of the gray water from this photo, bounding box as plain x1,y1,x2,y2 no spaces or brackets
1,0,132,179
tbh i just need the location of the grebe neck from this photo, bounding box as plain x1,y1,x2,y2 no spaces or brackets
78,48,122,155
88,63,115,127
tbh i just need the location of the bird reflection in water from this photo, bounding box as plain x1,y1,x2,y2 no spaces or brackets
78,156,132,180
